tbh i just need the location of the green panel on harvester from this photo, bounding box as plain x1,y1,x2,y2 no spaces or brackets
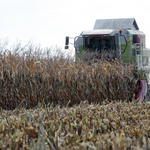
79,45,84,53
122,44,136,63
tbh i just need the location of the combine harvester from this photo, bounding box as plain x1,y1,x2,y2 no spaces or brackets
65,18,150,102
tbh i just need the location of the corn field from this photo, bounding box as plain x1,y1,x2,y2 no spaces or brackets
0,44,146,149
0,48,140,110
1,100,150,149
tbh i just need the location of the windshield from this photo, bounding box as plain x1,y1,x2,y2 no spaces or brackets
83,36,116,59
84,36,115,50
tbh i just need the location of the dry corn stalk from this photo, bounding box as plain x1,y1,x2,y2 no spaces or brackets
0,52,139,109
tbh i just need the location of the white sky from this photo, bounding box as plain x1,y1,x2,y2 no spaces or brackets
1,0,150,49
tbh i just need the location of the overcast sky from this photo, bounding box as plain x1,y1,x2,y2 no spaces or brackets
1,0,150,49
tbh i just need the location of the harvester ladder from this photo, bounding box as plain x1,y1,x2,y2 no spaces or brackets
135,43,142,55
135,43,142,70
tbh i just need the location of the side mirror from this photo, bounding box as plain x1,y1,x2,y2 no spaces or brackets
65,36,69,49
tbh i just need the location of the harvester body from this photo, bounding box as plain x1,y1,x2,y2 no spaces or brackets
65,18,150,101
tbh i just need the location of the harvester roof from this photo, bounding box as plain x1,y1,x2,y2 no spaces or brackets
82,29,118,36
94,18,139,30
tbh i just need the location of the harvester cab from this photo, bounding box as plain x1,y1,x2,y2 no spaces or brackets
65,18,150,101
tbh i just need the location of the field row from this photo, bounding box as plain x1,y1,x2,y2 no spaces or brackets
0,52,139,109
0,100,150,149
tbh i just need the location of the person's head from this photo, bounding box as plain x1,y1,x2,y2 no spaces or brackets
102,40,105,45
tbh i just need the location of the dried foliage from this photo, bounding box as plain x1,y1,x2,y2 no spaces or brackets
77,49,117,62
0,49,139,109
0,44,145,149
0,101,150,149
